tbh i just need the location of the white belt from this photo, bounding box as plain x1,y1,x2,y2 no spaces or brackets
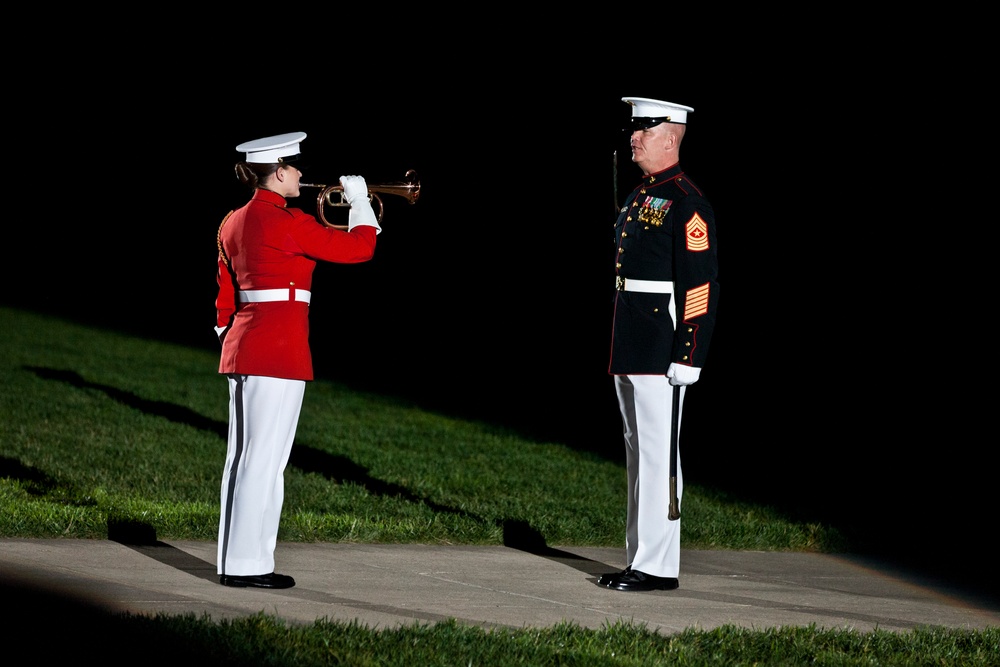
615,277,673,294
239,288,311,304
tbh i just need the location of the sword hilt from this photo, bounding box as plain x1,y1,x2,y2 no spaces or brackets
668,476,680,520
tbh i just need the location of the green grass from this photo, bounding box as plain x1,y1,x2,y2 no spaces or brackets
1,305,996,666
32,614,1000,667
0,306,841,551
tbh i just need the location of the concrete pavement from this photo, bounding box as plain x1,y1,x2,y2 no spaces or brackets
1,539,998,635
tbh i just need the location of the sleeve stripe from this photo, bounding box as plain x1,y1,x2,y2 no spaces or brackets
684,283,710,320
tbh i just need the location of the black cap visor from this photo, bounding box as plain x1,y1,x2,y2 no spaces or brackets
278,153,308,170
625,116,675,132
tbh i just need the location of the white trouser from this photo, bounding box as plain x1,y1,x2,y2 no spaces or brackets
217,374,305,576
615,373,685,578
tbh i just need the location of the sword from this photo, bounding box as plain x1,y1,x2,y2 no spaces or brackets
668,383,681,520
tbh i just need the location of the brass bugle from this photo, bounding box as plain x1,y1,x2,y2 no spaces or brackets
300,169,420,229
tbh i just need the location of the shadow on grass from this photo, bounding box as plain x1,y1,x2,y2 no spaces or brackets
19,366,620,579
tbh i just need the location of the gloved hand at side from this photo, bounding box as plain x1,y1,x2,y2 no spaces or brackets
667,363,701,386
339,175,382,234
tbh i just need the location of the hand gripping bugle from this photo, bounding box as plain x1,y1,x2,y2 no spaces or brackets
300,169,420,229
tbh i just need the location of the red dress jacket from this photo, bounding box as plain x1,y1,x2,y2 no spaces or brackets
215,189,376,381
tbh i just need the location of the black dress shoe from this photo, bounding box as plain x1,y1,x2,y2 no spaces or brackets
607,569,678,592
597,566,631,587
219,572,296,589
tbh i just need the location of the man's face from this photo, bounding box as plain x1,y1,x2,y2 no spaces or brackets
629,123,673,174
630,123,665,159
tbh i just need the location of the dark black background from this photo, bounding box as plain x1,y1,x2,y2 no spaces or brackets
5,43,993,600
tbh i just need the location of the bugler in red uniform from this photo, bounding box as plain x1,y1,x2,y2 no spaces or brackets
215,188,376,380
214,131,382,590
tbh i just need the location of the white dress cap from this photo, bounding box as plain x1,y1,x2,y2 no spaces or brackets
236,131,307,164
622,97,694,125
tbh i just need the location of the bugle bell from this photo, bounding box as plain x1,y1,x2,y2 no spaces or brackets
300,169,421,229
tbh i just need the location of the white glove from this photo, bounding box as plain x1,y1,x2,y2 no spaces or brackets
214,325,229,342
339,175,370,205
667,363,701,386
340,175,382,234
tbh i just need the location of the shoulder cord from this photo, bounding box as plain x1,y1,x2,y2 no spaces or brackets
217,210,234,268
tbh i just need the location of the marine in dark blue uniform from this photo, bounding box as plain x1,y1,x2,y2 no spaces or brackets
600,97,720,593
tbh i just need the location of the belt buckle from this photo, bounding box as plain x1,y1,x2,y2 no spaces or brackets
616,276,625,291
